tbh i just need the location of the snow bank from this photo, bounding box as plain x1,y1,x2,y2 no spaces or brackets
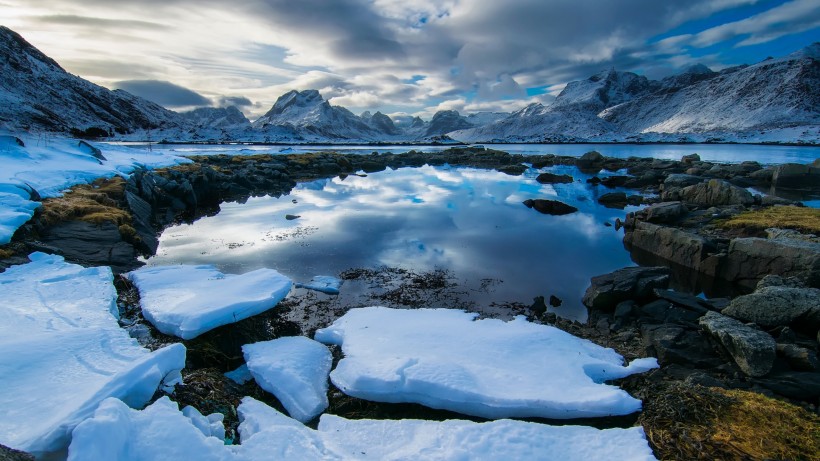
0,134,188,243
127,264,292,339
243,337,332,423
0,253,186,457
295,275,343,294
315,307,658,419
68,396,657,460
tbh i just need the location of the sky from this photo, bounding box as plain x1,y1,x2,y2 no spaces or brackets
3,0,819,121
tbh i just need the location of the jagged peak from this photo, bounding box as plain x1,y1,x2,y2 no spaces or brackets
264,89,325,117
785,42,820,60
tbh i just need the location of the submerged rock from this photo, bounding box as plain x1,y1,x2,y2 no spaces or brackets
535,172,573,184
522,199,578,215
699,311,776,377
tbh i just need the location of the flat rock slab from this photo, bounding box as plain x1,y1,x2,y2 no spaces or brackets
243,337,332,423
68,396,658,461
127,264,292,339
699,311,776,377
0,253,185,457
315,307,657,419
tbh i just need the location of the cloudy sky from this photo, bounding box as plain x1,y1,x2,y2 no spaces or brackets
4,0,819,120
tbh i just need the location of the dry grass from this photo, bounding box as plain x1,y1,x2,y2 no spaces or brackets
720,205,820,234
640,383,820,461
40,177,133,236
0,247,14,259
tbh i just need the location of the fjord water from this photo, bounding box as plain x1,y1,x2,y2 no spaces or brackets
146,164,641,320
150,143,820,165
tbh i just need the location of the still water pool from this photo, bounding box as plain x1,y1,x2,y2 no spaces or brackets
144,165,644,321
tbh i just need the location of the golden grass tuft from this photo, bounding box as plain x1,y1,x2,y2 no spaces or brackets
720,205,820,234
640,383,820,461
40,177,133,236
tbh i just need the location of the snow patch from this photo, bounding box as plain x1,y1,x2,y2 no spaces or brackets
295,275,343,294
315,307,658,419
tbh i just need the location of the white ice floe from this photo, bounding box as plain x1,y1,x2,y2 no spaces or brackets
68,396,657,460
0,134,188,244
225,364,254,385
295,275,343,295
243,337,332,423
127,264,292,339
0,253,186,457
315,307,658,419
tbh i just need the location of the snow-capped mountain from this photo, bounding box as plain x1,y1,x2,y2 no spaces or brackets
424,110,474,137
452,45,819,143
0,26,182,135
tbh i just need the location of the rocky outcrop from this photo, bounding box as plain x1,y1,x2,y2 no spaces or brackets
535,172,573,184
37,221,141,273
663,173,703,189
721,286,820,331
644,201,687,224
582,266,670,311
721,237,820,288
624,221,716,272
771,163,820,190
576,151,604,172
699,311,776,377
679,179,754,207
522,199,578,215
0,444,34,461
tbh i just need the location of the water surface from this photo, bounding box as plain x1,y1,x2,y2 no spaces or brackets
145,165,643,321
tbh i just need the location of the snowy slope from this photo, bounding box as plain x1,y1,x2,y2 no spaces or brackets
600,45,820,134
0,26,182,135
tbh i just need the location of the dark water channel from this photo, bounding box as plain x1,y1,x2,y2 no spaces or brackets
145,164,643,324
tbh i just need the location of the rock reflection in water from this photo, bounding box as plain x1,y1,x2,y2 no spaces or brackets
145,165,642,322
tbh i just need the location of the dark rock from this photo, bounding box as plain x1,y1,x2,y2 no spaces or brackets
756,274,806,289
582,266,670,311
641,323,723,368
754,371,820,400
761,195,796,206
285,214,301,220
522,199,578,216
644,201,686,224
680,179,754,207
721,286,820,331
776,344,818,371
599,176,629,188
530,296,547,316
721,237,820,288
498,164,527,175
77,140,106,161
587,176,602,185
535,172,573,184
0,444,34,461
38,221,141,273
699,311,776,377
125,190,159,254
652,289,710,314
771,163,820,190
577,151,604,171
681,153,701,164
638,299,703,325
548,295,562,307
614,300,636,320
664,173,704,189
0,135,25,147
626,195,643,206
597,192,627,209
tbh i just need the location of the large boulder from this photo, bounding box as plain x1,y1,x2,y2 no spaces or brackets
535,172,573,184
644,202,687,224
680,179,754,207
771,163,820,190
582,266,670,311
597,192,627,209
721,286,820,331
663,174,703,189
721,237,820,288
624,222,714,272
576,151,604,172
699,311,776,377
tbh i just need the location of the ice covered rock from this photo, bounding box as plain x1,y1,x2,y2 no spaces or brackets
224,364,254,385
127,264,292,339
0,253,186,457
243,337,332,423
68,396,658,460
295,275,343,295
315,307,658,419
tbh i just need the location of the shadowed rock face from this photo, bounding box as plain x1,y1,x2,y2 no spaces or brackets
582,266,671,311
722,286,820,331
522,199,578,216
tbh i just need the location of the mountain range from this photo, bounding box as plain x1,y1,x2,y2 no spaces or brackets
0,25,817,144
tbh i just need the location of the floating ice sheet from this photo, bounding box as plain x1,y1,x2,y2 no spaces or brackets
243,337,332,423
295,275,343,295
315,307,658,419
127,264,292,339
0,253,186,457
68,396,657,460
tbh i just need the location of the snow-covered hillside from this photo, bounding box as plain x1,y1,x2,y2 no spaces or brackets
452,45,820,144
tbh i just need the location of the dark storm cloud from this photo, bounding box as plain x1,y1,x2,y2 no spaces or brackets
114,80,211,108
218,96,253,107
